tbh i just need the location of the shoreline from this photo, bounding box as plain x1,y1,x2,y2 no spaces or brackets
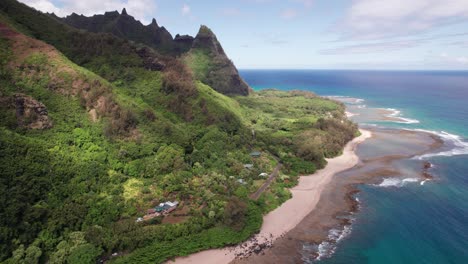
232,127,445,263
171,129,372,264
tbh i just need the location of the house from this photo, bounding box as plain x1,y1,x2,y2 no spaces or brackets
243,164,254,169
250,151,261,158
155,201,179,213
138,201,179,222
166,201,179,207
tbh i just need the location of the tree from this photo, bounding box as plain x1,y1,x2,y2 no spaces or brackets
223,197,247,231
154,144,186,174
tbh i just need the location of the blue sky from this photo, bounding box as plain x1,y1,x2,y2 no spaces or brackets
20,0,468,70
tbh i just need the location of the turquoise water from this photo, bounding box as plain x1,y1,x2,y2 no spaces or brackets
240,70,468,264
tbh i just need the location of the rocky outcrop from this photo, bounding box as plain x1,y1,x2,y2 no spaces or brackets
192,26,226,54
63,11,250,95
174,34,194,54
189,25,250,96
6,94,53,129
63,9,185,55
136,47,166,71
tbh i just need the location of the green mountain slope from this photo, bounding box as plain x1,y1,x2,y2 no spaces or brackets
60,8,249,95
0,1,358,263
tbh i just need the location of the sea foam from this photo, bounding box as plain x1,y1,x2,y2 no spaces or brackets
316,225,353,261
326,96,365,105
382,108,420,124
375,178,420,187
411,129,468,159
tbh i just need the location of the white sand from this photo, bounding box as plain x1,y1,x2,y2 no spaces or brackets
171,129,372,264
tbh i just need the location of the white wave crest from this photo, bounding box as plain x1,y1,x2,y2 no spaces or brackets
420,179,431,185
396,117,420,124
326,96,365,105
375,177,420,187
411,129,468,159
381,108,420,124
316,225,353,260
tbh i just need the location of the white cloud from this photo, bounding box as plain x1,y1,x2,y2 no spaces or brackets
455,56,468,64
181,3,191,16
18,0,61,14
280,8,297,20
220,7,241,17
449,40,468,47
18,0,156,24
319,40,420,55
294,0,314,8
337,0,468,40
432,52,468,66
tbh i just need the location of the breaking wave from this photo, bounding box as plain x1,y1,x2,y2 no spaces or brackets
374,177,420,187
316,225,353,261
382,108,420,124
411,129,468,159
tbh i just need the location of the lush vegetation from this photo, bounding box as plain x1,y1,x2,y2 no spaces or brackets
0,1,358,263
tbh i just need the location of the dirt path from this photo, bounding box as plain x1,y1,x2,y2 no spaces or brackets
250,163,282,200
171,129,372,264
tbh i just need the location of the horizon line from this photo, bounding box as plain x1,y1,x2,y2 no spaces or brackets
238,68,468,71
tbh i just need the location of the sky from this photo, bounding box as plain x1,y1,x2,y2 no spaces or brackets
19,0,468,70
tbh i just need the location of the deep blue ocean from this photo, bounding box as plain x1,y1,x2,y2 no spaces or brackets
240,70,468,264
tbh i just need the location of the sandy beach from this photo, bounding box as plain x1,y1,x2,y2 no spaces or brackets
171,129,372,264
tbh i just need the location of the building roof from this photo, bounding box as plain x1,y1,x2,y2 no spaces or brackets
243,164,254,169
237,179,246,184
250,151,261,157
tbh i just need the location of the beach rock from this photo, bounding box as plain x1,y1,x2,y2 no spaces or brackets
423,161,432,169
422,161,433,179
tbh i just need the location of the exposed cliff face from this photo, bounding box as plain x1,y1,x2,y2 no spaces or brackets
174,34,194,54
63,9,183,55
187,25,250,96
0,94,53,129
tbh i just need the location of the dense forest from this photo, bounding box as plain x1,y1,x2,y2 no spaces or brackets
0,0,358,263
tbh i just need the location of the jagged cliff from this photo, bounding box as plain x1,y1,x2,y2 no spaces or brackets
62,10,250,95
187,25,250,95
63,8,179,55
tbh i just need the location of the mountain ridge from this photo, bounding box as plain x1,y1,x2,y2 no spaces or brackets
62,9,250,95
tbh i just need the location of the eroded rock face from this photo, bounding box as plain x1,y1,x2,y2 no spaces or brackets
136,47,166,71
62,10,250,95
62,10,183,55
192,26,226,55
174,34,194,54
190,25,250,96
13,94,53,129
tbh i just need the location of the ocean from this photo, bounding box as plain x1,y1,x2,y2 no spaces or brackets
239,70,468,264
